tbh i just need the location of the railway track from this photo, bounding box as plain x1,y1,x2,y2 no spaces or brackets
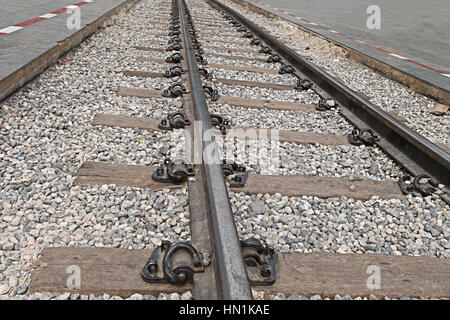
0,0,449,301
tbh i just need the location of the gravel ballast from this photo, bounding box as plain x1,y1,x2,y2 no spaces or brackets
231,192,449,257
0,0,448,301
187,0,449,259
218,0,449,146
0,0,188,299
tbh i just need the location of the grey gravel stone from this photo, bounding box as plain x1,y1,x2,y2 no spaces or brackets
70,293,80,300
56,293,71,300
232,191,449,256
287,294,308,300
0,0,193,298
157,293,168,300
169,293,180,300
0,285,9,295
181,291,193,300
16,285,28,295
274,292,286,300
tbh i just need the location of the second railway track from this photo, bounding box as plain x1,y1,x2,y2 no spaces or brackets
0,0,449,301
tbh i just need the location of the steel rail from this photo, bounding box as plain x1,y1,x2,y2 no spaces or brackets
207,0,450,186
178,0,253,300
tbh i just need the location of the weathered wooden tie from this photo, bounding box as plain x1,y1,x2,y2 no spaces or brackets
230,174,404,200
138,56,279,74
92,113,161,131
73,162,183,190
74,161,403,200
116,86,316,111
116,85,407,121
29,247,450,299
124,70,295,91
92,113,350,145
136,43,260,54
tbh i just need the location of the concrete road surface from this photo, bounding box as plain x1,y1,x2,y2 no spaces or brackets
246,0,450,91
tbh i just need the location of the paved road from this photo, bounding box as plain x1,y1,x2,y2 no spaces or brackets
0,0,127,80
0,0,80,27
247,0,450,90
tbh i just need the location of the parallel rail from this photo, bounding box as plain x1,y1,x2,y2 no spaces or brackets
208,0,450,187
8,0,449,301
179,0,450,300
178,0,253,299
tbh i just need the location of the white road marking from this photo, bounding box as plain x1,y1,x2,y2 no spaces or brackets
389,53,409,60
39,13,58,19
0,26,23,33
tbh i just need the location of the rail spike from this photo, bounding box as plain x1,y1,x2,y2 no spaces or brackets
141,238,277,286
141,241,205,285
152,158,195,184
